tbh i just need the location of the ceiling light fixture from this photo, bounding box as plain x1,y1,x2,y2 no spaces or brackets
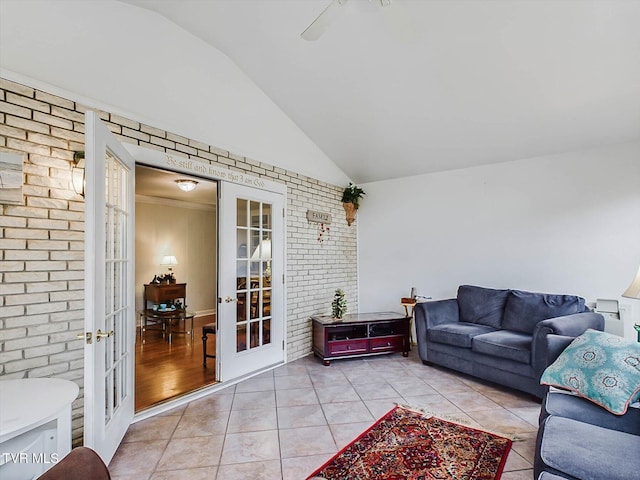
175,179,198,192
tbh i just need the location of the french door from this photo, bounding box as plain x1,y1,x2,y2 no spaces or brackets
83,112,135,463
218,182,285,381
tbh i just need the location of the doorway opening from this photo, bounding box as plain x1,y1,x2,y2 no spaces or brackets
134,164,218,412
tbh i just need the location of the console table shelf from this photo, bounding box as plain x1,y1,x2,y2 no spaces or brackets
311,312,410,365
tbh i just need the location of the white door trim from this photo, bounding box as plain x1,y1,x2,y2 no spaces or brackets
124,144,286,195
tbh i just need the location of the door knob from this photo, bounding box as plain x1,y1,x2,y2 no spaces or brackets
95,329,114,342
77,332,93,344
225,297,238,303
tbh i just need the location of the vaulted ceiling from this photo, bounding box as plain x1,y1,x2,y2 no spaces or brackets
123,1,640,183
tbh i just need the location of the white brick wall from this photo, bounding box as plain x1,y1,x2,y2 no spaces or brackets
0,77,358,443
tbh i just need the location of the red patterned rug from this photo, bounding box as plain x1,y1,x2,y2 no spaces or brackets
307,406,512,480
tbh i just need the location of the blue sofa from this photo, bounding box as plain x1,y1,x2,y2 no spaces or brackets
534,335,640,480
414,285,604,398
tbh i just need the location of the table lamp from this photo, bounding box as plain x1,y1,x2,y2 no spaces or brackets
622,262,640,342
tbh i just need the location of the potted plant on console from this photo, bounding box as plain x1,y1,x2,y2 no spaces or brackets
341,182,365,226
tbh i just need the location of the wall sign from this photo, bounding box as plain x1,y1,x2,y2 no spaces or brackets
306,210,332,224
124,144,286,195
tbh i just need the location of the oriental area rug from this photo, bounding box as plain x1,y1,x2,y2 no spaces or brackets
307,406,512,480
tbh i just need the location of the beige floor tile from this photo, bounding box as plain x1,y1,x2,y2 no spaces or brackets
402,393,465,416
329,421,374,449
227,408,278,433
363,398,404,419
500,470,535,479
279,425,337,458
274,374,313,390
183,393,233,416
109,439,168,476
276,387,318,407
321,401,374,425
232,390,276,410
215,459,281,479
282,454,335,480
388,378,438,397
112,352,549,479
172,410,229,437
352,381,401,400
508,406,542,427
155,435,224,471
122,415,180,443
277,404,327,429
467,409,538,437
150,466,218,480
314,384,360,404
234,376,275,393
503,450,533,472
443,391,503,412
219,430,280,465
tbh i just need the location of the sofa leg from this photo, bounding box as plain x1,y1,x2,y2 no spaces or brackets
422,360,433,366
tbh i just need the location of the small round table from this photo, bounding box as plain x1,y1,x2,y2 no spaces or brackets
0,378,79,478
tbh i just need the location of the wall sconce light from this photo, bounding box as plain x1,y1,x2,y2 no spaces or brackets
175,179,198,192
72,151,85,197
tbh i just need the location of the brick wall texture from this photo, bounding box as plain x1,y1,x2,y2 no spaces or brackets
0,78,358,443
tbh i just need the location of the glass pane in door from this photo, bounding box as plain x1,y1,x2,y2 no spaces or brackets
236,197,273,352
104,150,130,424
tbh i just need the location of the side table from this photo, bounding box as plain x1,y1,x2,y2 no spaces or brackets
0,378,79,479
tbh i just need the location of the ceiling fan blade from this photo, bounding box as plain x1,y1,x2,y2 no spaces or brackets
301,0,350,41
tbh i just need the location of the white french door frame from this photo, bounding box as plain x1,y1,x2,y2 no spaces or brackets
83,112,136,464
123,144,288,385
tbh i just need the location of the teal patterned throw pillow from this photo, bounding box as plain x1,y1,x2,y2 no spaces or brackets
541,329,640,415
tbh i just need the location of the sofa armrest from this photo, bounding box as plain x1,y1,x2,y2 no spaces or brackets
414,299,458,363
414,299,459,330
531,312,604,376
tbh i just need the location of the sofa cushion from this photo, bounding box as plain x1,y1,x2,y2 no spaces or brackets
472,330,532,364
457,285,509,328
502,290,586,334
539,415,640,480
542,390,640,435
428,322,496,348
537,473,569,480
540,329,640,415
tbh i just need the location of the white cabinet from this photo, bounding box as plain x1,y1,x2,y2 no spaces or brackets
0,379,79,480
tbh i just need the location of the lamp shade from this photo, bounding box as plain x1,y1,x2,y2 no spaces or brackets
622,264,640,299
161,255,178,266
251,239,272,260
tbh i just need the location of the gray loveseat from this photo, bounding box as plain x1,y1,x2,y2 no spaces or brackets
534,335,640,480
414,285,604,398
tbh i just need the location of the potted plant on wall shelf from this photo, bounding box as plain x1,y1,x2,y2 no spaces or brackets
341,182,365,226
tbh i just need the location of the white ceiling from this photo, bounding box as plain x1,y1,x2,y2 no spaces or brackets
120,0,640,184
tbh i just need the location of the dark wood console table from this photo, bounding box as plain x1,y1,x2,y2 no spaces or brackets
142,283,193,343
311,312,410,365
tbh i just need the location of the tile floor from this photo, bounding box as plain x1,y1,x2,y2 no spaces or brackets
109,351,540,479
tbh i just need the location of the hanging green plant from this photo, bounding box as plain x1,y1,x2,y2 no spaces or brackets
331,288,347,319
341,182,366,209
341,183,365,226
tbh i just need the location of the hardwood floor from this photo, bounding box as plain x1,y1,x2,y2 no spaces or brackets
135,314,217,412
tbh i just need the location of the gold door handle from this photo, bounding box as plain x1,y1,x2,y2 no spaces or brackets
96,329,114,342
225,297,238,303
77,332,93,344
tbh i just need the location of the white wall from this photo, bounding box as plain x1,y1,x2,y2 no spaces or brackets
135,198,217,315
358,141,640,340
0,0,349,187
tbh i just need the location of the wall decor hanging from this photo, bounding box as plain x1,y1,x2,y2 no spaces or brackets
307,209,332,244
341,182,365,226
